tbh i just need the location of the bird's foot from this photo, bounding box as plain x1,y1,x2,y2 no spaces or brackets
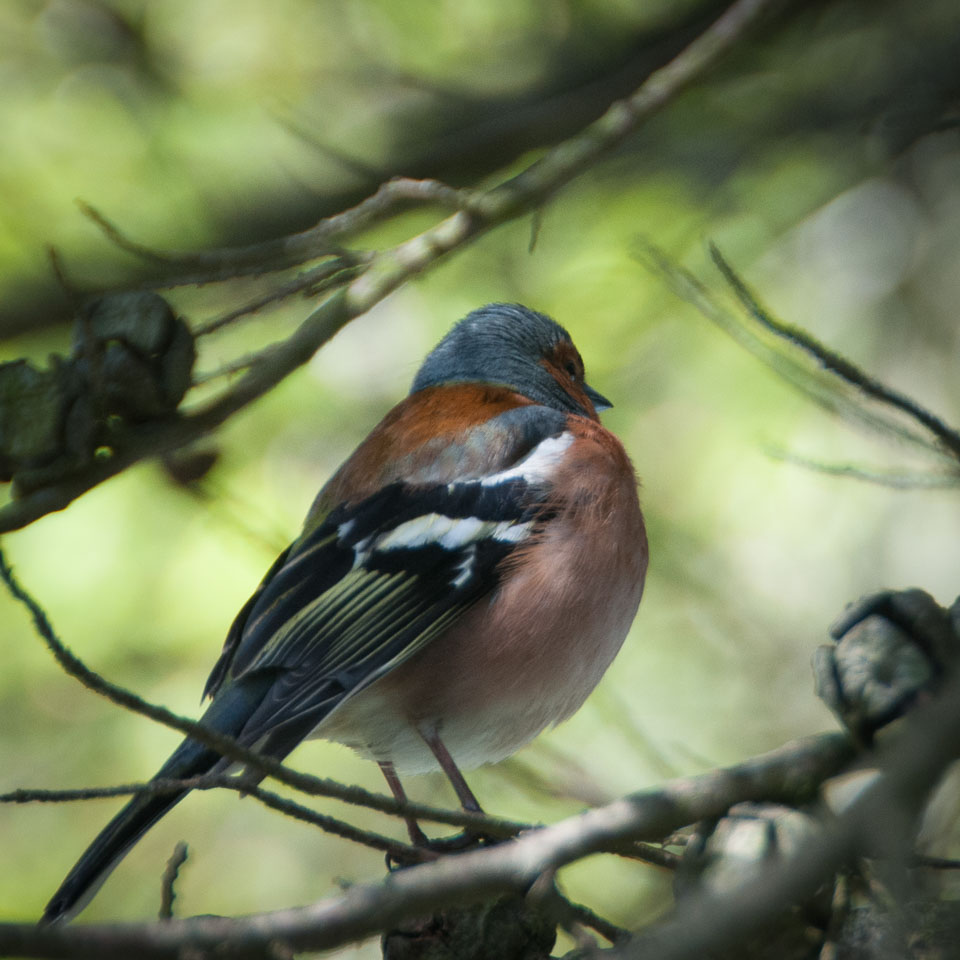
385,830,503,872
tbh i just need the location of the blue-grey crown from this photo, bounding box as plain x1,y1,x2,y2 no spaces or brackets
411,303,590,415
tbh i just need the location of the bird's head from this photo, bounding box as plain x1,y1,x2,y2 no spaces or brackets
410,303,611,420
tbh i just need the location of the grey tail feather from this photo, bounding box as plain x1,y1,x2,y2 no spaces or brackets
40,735,219,925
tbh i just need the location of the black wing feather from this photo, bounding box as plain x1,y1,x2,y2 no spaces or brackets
203,409,570,750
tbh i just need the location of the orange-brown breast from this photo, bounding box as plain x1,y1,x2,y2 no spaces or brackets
317,416,648,773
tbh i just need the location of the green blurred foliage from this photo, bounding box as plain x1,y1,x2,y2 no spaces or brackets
1,0,960,949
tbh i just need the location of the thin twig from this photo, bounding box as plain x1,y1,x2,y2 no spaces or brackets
766,447,960,489
1,784,148,804
2,777,684,871
77,202,174,264
219,780,429,861
0,776,428,862
560,896,631,945
194,257,370,337
273,109,392,184
910,854,960,870
0,545,527,836
709,244,960,461
158,843,188,921
46,246,81,309
80,178,470,284
191,351,261,385
616,841,681,868
634,240,951,459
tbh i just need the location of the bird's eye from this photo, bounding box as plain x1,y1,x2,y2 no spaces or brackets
564,361,578,378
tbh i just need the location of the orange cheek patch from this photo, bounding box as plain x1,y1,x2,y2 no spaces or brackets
539,357,598,421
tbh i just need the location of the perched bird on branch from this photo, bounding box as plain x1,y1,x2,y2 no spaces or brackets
43,302,648,923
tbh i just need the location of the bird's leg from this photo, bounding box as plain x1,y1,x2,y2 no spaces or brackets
381,728,491,857
378,760,430,847
420,726,483,813
417,726,495,851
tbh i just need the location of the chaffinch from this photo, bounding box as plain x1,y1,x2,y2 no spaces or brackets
43,302,648,923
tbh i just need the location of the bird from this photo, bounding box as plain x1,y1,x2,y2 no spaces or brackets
42,302,648,923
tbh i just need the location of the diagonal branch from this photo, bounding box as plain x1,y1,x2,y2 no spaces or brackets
708,243,960,462
192,258,369,338
0,0,785,536
635,239,959,464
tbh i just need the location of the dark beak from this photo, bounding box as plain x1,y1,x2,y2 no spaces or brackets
585,382,612,412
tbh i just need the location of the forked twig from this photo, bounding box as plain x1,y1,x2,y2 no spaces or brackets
79,178,470,285
708,243,960,461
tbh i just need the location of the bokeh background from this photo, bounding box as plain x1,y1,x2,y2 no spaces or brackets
2,0,959,951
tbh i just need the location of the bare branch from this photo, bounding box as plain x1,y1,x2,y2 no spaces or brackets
0,775,427,862
0,732,853,959
910,855,960,871
708,243,960,462
2,776,682,872
0,0,783,535
2,784,148,804
635,240,955,462
193,257,369,337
